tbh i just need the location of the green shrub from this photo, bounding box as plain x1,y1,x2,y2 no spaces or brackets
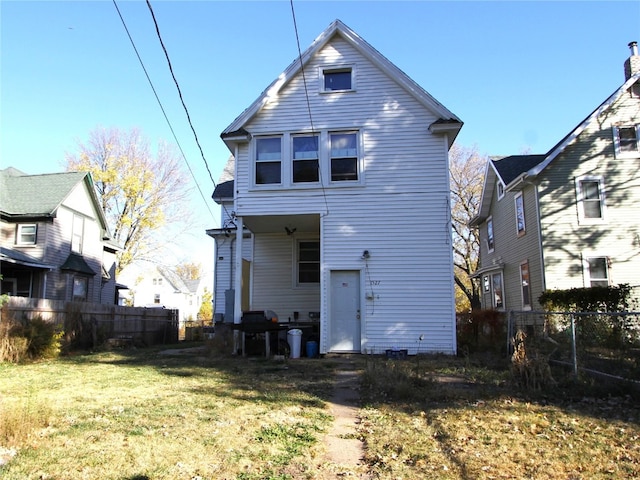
539,284,635,312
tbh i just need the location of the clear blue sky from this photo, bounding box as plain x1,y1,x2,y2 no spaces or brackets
1,0,639,264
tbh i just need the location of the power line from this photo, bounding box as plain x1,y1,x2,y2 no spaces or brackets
112,0,217,225
289,0,330,217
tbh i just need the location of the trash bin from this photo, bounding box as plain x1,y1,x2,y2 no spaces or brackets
287,329,303,358
306,340,318,358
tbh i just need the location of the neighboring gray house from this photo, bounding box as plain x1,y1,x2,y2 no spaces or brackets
208,20,462,355
470,42,640,311
0,167,120,304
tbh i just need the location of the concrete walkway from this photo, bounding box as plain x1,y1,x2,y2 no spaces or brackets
315,356,371,479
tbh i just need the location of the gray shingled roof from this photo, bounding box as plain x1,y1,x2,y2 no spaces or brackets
491,155,546,185
0,168,89,217
212,180,234,203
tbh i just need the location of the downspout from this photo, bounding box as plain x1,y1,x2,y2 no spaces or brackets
533,181,547,300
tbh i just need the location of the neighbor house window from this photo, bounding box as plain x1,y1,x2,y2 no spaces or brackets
492,272,504,309
520,261,532,310
154,294,161,304
514,192,526,236
16,224,37,245
322,67,353,92
497,181,505,200
486,217,495,252
297,240,320,284
585,256,610,287
483,275,490,293
73,276,88,302
72,215,84,253
330,132,358,181
613,125,640,158
255,137,282,184
576,176,606,222
292,135,319,183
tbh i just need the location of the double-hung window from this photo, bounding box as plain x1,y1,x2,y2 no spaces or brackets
584,256,610,287
613,125,640,158
292,135,319,183
297,240,320,285
72,215,84,253
514,192,526,236
486,217,495,252
17,224,37,245
73,276,88,302
492,272,504,309
255,137,282,185
330,132,358,182
576,175,606,222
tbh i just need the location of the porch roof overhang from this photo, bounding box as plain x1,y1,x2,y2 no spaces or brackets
0,247,55,270
469,262,505,279
240,213,321,235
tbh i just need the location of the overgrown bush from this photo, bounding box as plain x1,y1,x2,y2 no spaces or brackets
539,283,636,312
0,314,62,363
457,309,506,352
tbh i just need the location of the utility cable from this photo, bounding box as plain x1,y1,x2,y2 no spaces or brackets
289,0,330,217
112,0,217,225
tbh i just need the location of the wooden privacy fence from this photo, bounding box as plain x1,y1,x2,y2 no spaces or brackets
2,297,179,348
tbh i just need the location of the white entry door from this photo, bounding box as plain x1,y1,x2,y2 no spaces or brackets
329,270,361,352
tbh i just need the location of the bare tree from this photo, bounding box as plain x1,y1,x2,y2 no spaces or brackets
450,144,486,312
66,126,192,273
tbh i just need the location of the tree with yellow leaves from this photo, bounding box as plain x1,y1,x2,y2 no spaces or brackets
66,126,191,274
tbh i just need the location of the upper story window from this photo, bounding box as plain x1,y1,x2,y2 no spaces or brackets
613,125,640,158
72,214,84,253
322,67,353,92
497,181,505,200
576,175,606,223
255,137,282,185
297,240,320,285
486,217,494,253
16,224,37,245
584,255,610,287
330,132,358,182
514,192,526,236
292,135,319,183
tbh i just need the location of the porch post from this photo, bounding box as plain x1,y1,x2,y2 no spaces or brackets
233,216,244,354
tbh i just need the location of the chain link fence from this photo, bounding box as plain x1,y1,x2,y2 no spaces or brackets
508,310,640,383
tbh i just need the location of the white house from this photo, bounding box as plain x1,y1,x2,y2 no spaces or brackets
209,20,462,355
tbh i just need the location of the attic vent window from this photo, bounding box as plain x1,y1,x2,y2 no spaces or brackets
322,67,353,92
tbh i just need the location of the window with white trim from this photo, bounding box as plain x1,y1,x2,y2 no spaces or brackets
520,261,532,310
72,215,84,253
154,293,161,304
514,192,526,236
492,272,504,309
292,134,319,183
297,240,320,285
585,256,610,287
321,67,353,92
486,217,494,252
576,175,606,222
330,132,358,182
255,136,282,185
613,125,640,158
16,224,37,245
497,181,505,200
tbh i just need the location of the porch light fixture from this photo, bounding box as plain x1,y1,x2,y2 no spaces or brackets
361,250,370,259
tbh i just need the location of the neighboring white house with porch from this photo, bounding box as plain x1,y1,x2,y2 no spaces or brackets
209,19,462,355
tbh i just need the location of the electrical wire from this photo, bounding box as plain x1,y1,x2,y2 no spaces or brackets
289,0,330,218
112,0,217,225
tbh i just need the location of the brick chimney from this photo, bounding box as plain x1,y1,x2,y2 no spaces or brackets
624,41,640,80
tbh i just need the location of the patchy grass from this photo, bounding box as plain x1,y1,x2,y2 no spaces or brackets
2,345,640,479
359,353,640,479
0,345,336,480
